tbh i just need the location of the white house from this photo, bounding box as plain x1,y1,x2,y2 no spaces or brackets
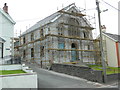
0,37,5,59
102,32,120,67
0,3,16,58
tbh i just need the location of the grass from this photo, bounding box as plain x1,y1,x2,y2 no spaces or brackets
0,70,26,75
87,64,120,75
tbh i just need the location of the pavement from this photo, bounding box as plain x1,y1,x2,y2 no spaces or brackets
24,62,119,89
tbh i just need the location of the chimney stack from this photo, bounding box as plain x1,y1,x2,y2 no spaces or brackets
101,25,106,32
3,3,8,14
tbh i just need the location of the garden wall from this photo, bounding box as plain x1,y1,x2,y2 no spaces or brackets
0,64,37,89
50,64,119,83
0,73,37,89
50,64,103,83
107,73,119,82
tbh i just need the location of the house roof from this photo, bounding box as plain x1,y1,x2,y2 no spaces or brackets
21,12,60,36
103,32,120,43
0,8,16,24
21,3,85,36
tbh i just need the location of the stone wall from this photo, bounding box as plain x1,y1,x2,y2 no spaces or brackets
50,64,103,83
50,64,119,83
107,73,119,82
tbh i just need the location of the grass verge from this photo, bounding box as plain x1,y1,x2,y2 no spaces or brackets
87,64,120,75
0,70,26,75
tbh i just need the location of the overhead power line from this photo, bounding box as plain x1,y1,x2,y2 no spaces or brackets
101,0,120,12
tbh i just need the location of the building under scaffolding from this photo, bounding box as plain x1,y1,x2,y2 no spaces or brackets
18,3,101,67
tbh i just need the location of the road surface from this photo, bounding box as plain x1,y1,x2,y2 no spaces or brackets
26,63,107,88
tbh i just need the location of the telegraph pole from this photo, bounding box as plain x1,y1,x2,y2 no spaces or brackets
96,0,107,83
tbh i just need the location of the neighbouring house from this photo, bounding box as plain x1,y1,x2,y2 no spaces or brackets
0,37,5,59
118,1,120,35
0,3,16,58
19,3,101,68
99,32,120,67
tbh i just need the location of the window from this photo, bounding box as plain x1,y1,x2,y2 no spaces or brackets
31,33,34,41
31,48,34,57
88,45,90,50
71,11,74,13
58,27,63,35
68,18,79,37
40,46,44,57
23,50,26,58
71,43,76,48
83,32,87,38
40,29,43,37
58,43,65,49
23,37,25,44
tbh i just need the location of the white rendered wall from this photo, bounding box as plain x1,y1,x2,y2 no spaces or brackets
103,35,118,67
0,64,37,89
0,73,37,89
0,13,14,57
0,43,2,58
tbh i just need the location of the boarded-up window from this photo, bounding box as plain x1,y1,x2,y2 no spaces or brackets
31,48,34,57
58,43,65,49
40,46,44,57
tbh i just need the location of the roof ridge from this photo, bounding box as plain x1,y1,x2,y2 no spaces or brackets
0,8,16,24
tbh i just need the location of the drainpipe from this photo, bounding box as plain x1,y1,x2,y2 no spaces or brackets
2,43,4,58
116,42,120,67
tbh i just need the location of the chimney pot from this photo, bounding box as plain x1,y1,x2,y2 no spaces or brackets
3,3,8,14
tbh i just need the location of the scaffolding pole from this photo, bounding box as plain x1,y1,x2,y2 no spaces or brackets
96,0,107,83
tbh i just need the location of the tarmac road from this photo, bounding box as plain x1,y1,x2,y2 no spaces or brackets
26,63,103,88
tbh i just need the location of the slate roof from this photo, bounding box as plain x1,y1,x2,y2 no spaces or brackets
21,12,61,36
0,8,16,24
21,3,84,36
103,32,120,43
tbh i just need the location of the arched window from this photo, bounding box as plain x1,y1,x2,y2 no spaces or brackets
71,43,77,49
40,46,44,57
68,18,79,36
83,32,88,38
31,33,34,41
58,26,64,35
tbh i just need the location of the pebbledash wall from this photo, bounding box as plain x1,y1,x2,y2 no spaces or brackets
50,64,119,83
0,64,37,89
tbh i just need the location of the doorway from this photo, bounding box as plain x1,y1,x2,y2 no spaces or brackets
71,43,77,62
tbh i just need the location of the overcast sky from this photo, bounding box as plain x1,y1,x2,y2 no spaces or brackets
0,0,119,37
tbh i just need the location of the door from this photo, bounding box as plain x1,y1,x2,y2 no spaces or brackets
71,48,77,61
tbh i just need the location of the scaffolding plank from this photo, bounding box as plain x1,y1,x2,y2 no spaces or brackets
18,34,100,47
60,22,94,30
47,48,100,52
58,10,86,17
